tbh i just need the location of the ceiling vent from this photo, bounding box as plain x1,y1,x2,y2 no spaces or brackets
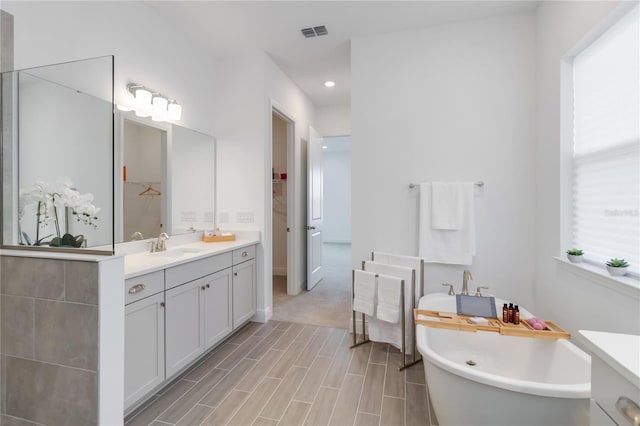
301,25,328,38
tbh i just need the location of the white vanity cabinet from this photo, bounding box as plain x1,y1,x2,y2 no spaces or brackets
165,252,233,378
232,246,256,328
124,271,165,409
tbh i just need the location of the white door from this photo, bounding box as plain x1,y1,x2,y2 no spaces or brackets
165,279,203,378
203,269,233,350
307,126,324,290
233,259,256,327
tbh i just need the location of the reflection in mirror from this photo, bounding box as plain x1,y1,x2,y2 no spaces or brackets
115,112,215,243
1,56,114,253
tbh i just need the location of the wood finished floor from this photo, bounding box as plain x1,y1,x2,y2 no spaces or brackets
126,320,435,426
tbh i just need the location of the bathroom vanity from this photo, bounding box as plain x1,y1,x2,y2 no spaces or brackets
579,330,640,426
124,236,258,412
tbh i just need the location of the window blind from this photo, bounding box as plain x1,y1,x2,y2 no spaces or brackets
572,5,640,276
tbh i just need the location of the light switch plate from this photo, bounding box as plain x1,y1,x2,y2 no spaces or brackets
236,211,254,223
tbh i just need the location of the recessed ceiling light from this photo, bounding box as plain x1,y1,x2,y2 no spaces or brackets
324,81,335,88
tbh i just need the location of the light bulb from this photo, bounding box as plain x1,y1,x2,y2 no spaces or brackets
134,88,151,117
168,102,182,121
152,96,168,122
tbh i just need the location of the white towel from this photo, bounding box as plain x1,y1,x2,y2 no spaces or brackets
376,274,402,324
431,182,462,230
372,251,424,301
352,270,376,316
419,182,476,265
363,261,415,352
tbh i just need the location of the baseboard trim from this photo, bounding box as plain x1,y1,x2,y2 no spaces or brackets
253,306,272,323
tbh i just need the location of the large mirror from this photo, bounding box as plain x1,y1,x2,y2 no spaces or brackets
1,56,114,253
115,112,216,243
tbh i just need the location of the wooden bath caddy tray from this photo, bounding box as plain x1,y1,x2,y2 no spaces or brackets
414,309,570,340
203,234,236,242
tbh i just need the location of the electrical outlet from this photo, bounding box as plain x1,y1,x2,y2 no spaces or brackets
203,211,215,222
218,211,229,223
236,211,254,223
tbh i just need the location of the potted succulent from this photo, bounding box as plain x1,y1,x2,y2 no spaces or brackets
566,249,584,263
606,258,629,276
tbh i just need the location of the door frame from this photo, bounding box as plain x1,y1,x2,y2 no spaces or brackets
270,100,299,296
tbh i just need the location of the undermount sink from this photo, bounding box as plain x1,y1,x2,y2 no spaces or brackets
148,247,206,258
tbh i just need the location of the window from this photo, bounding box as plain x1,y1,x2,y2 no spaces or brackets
571,5,639,276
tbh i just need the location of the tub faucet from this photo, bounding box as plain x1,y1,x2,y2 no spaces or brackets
461,270,472,296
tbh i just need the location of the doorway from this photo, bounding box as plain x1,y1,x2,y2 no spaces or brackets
271,111,289,300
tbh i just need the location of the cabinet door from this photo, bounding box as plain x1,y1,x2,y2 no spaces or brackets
125,292,165,409
203,268,233,349
165,279,204,378
233,259,256,329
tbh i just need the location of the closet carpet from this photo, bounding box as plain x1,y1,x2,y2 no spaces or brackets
271,243,352,330
125,320,435,426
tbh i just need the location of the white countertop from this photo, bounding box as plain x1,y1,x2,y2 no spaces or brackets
579,330,640,389
124,237,259,279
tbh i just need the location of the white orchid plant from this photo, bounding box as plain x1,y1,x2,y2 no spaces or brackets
19,177,100,247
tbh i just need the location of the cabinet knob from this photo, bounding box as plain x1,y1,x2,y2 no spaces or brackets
616,396,640,426
160,302,165,308
201,285,206,290
242,251,248,257
234,272,238,276
128,284,146,294
206,284,210,289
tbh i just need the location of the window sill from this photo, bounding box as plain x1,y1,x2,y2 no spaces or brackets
553,256,640,298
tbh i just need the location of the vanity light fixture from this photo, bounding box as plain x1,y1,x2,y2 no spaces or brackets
127,83,181,122
167,100,182,121
324,80,335,88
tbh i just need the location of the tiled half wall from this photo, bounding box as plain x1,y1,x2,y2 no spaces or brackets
0,256,100,425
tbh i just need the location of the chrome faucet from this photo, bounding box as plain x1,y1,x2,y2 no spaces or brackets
150,232,169,252
130,231,144,241
461,270,472,296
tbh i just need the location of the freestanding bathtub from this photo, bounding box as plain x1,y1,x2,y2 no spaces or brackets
416,293,591,426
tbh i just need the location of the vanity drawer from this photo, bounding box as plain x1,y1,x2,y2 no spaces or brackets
125,270,165,305
233,246,255,264
165,252,233,290
592,356,640,426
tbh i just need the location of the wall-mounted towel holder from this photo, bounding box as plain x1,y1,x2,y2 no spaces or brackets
408,181,484,189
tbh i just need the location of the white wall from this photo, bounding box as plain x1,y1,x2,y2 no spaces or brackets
534,1,640,337
214,51,316,319
316,104,351,137
352,12,537,306
324,137,351,243
2,1,217,135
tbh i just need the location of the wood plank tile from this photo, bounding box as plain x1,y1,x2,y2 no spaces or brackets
230,322,263,344
369,342,389,365
176,404,215,426
328,374,365,426
253,417,279,426
355,412,380,426
294,325,319,343
347,342,372,375
227,378,280,426
246,329,286,360
267,340,306,379
404,359,425,384
294,333,328,367
359,363,385,415
318,329,347,358
272,323,304,350
201,390,249,425
184,342,239,381
294,356,332,403
126,379,195,426
384,351,405,398
252,320,282,337
236,349,284,392
158,368,227,423
322,339,353,388
406,383,428,426
198,358,256,407
217,336,261,370
275,322,292,331
380,397,405,426
259,366,307,420
304,386,339,426
279,401,311,426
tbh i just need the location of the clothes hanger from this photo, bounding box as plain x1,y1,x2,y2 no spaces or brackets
139,185,161,196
